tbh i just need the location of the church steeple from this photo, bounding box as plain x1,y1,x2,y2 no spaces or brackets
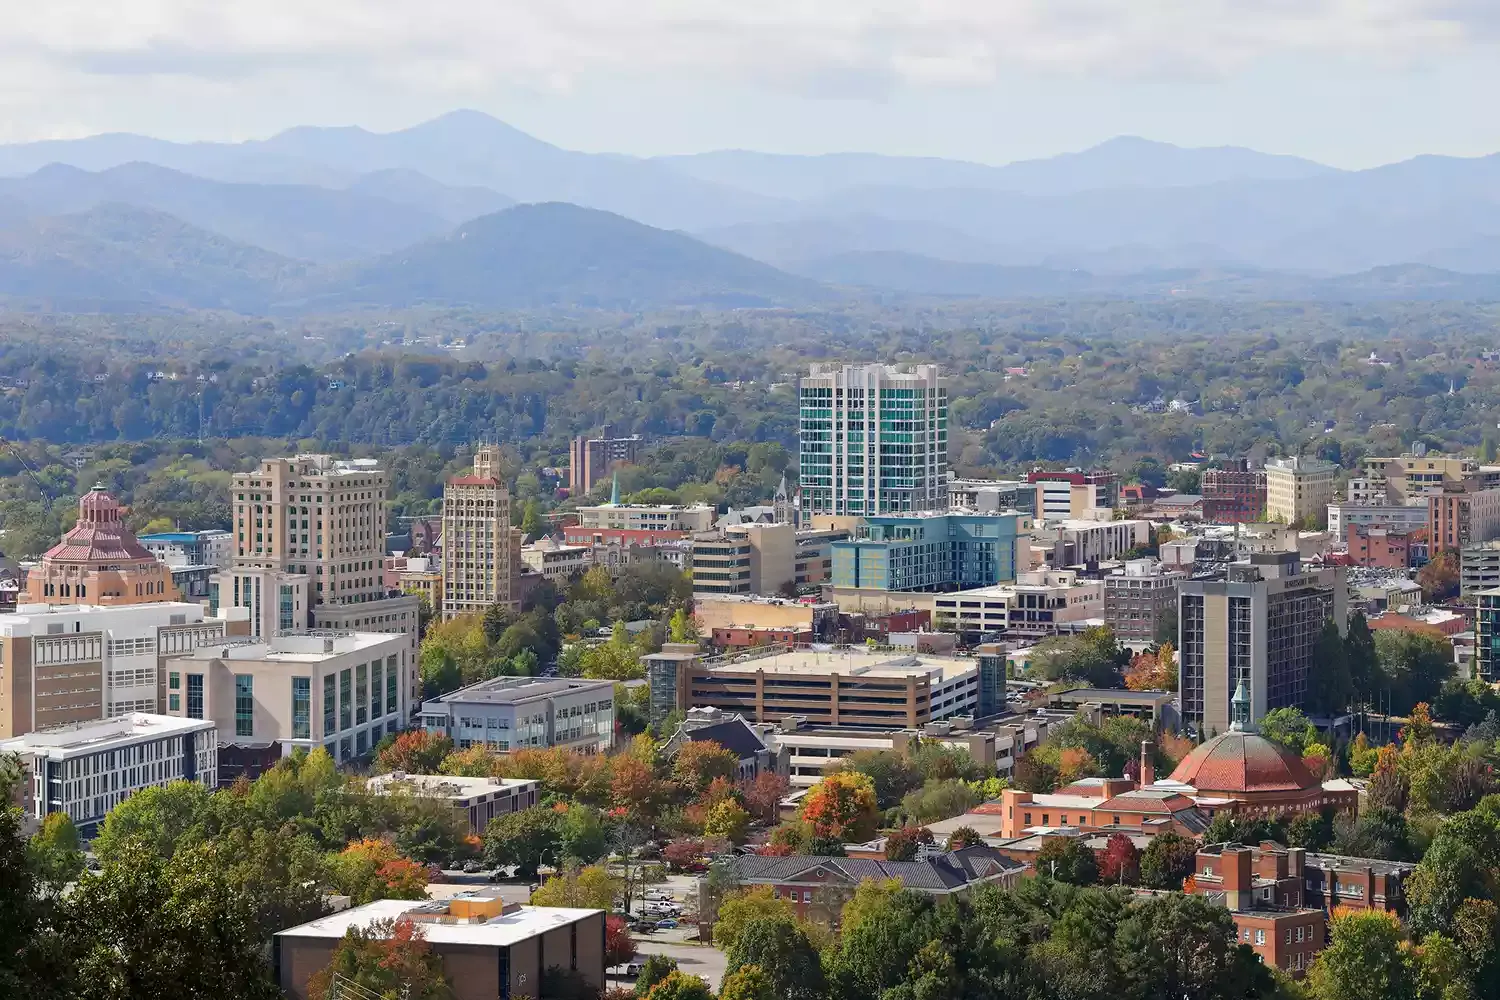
1230,680,1252,732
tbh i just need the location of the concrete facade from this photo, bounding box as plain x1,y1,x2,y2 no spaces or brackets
442,446,520,619
1264,457,1338,526
420,676,616,754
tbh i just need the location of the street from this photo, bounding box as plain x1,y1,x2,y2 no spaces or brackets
624,939,729,991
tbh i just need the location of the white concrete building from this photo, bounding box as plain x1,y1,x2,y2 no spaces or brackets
1,712,217,836
0,601,251,739
520,538,592,583
419,676,616,754
1326,503,1428,537
933,571,1105,638
161,630,411,764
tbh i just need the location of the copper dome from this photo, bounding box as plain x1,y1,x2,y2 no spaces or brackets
1167,730,1317,794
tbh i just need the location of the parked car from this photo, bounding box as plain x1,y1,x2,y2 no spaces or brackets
632,921,657,933
463,861,484,874
626,963,644,977
656,919,678,929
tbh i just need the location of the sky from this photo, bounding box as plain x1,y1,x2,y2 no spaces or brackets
2,1,1499,168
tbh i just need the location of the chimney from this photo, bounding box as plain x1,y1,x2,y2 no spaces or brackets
1139,740,1156,786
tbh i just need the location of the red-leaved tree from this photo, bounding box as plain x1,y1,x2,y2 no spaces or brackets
1099,832,1140,885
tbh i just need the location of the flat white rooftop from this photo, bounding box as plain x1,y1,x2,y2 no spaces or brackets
0,601,216,636
166,631,404,663
275,900,600,946
710,648,977,681
1,712,213,757
366,773,536,801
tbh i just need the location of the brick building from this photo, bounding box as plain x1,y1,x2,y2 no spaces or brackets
1189,843,1326,977
1345,525,1416,569
1201,460,1267,524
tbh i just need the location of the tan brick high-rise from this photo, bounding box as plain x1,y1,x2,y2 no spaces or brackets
442,446,519,619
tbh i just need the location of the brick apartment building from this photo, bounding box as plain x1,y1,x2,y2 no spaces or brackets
1189,843,1326,977
1345,524,1416,568
1202,460,1267,524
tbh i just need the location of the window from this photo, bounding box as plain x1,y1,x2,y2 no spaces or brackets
802,890,812,903
234,675,254,737
169,672,181,690
1296,926,1305,942
1286,929,1293,944
387,667,397,716
371,661,383,719
324,675,337,735
292,677,311,740
1254,930,1265,945
339,669,352,730
355,664,368,725
168,694,180,712
187,674,204,719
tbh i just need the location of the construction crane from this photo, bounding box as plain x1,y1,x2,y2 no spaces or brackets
0,437,62,510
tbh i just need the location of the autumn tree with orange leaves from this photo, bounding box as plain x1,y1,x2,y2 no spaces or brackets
375,730,453,774
328,839,430,905
306,916,451,1000
798,771,879,842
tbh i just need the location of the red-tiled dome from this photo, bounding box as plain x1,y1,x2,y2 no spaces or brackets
1167,730,1316,793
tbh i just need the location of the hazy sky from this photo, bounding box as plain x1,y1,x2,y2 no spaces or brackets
3,1,1499,167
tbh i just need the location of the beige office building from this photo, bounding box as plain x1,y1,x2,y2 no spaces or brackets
0,602,251,740
225,454,421,702
442,446,520,619
690,522,794,596
1178,553,1348,736
162,631,410,764
1264,457,1339,525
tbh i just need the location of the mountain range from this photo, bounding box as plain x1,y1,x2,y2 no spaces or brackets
1,111,1500,307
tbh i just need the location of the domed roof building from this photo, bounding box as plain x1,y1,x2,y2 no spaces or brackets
1155,683,1357,815
24,487,177,607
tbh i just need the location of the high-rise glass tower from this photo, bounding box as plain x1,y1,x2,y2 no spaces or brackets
798,363,948,517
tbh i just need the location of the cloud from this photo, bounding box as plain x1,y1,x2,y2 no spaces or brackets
0,0,1486,97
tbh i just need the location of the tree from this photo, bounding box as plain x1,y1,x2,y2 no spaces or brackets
704,799,752,845
1307,909,1414,1000
1099,832,1141,885
531,865,619,910
66,840,281,1000
610,754,661,817
1350,733,1381,777
30,812,83,885
1419,549,1461,602
1374,631,1456,716
739,771,789,825
798,771,879,842
944,826,983,851
1258,707,1319,756
1036,837,1099,885
484,808,560,880
1124,643,1176,692
663,839,706,871
883,826,932,862
89,779,212,862
1139,831,1197,889
1347,611,1380,705
1309,622,1354,715
713,885,795,953
643,970,714,1000
673,740,739,795
605,915,636,970
725,916,826,1000
1406,809,1500,939
841,750,923,810
1113,892,1278,1000
521,500,544,537
668,608,699,644
305,917,452,1000
0,756,71,1000
559,806,609,865
376,730,454,774
329,839,430,904
634,955,678,997
1287,810,1335,851
717,965,773,1000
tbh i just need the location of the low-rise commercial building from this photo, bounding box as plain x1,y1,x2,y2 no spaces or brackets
521,538,592,583
1429,485,1500,550
276,896,605,1000
1029,518,1150,568
161,631,410,764
0,712,217,837
0,601,251,739
1029,469,1119,519
1202,460,1266,524
766,717,1052,786
690,522,794,596
138,529,234,570
420,676,615,754
831,512,1023,593
572,502,716,535
948,476,1034,514
645,645,981,729
1345,525,1417,568
694,594,839,639
365,772,540,835
1325,503,1428,537
1103,559,1186,642
931,571,1103,639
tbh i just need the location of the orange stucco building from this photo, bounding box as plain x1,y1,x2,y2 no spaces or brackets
24,487,177,606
